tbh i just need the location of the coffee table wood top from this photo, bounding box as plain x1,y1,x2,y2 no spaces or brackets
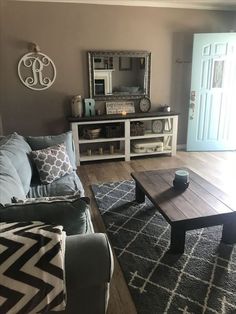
131,168,236,226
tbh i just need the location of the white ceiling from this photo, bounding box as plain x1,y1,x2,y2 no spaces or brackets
17,0,236,11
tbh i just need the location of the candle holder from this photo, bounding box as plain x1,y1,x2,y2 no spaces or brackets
110,144,114,155
173,170,189,191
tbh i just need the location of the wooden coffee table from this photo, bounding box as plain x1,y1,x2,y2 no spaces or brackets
131,168,236,254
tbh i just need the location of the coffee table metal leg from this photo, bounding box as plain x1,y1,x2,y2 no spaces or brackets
170,226,186,254
222,220,236,244
135,181,145,203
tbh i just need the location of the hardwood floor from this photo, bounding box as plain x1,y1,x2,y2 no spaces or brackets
77,151,236,314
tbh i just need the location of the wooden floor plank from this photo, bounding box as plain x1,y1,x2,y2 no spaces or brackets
77,151,236,314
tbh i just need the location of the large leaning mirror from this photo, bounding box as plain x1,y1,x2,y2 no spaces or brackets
88,51,151,100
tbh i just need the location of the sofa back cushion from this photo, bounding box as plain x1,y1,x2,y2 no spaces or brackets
28,171,84,198
26,131,76,170
0,133,32,194
0,154,26,204
0,198,92,235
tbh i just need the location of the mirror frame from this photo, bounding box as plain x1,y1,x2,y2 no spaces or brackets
88,50,151,100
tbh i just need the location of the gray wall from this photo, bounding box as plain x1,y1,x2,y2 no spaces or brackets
0,1,235,143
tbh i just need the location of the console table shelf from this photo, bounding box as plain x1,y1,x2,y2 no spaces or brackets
80,152,125,162
130,150,172,157
79,137,125,144
69,112,178,165
130,132,173,140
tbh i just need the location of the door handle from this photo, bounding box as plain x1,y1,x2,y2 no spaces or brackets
190,91,196,101
189,102,195,120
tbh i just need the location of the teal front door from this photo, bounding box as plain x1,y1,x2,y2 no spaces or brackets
187,33,236,151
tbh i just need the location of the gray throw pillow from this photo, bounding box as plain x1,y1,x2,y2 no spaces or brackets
26,131,76,170
31,143,73,184
0,197,90,235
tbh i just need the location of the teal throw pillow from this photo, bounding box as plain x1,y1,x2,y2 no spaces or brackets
0,154,26,205
0,133,32,194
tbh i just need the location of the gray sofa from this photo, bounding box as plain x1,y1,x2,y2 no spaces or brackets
0,132,113,314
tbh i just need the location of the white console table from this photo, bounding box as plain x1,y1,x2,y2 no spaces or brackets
69,112,178,166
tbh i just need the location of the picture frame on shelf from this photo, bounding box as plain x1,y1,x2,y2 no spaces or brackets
106,101,135,115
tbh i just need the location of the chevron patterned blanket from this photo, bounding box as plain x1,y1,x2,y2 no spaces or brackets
0,221,66,313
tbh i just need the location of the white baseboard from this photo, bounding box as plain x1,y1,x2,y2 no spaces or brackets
18,0,236,11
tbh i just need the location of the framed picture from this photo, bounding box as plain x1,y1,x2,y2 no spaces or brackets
106,101,135,114
119,57,132,71
94,57,113,70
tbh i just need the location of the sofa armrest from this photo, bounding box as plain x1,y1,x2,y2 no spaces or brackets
61,233,113,314
65,233,114,287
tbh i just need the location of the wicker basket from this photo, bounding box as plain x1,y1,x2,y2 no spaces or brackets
83,128,101,139
105,124,124,138
130,122,145,136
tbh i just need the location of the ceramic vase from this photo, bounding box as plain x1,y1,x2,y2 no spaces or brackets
71,95,83,117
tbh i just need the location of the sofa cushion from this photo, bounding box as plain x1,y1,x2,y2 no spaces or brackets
0,198,92,235
28,171,85,198
0,133,32,194
0,154,26,204
26,131,76,170
31,143,73,184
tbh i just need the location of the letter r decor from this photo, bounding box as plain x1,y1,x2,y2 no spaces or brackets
18,52,56,91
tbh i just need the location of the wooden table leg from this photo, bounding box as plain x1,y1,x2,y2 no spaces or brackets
135,181,145,203
222,220,236,244
170,226,186,254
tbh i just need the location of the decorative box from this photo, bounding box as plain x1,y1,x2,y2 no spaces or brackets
105,124,124,138
131,139,163,153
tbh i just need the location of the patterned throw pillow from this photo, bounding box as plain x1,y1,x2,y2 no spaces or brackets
31,143,73,184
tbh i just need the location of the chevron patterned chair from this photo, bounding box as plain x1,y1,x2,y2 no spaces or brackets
0,132,114,314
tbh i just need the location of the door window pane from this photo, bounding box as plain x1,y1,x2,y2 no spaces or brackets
212,60,224,88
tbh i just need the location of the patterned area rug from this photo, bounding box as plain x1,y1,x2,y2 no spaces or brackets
91,180,236,314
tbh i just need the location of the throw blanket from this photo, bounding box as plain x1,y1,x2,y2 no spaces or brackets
0,221,66,314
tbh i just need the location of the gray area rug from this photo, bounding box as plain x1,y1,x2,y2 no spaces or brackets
91,180,236,314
